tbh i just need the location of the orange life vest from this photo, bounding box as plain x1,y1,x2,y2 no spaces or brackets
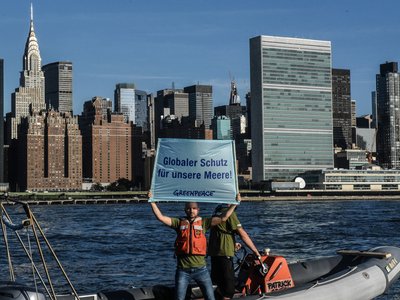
175,217,207,256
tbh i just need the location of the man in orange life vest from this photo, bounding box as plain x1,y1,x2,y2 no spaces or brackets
149,193,238,300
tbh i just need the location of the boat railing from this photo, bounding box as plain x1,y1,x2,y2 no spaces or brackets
1,194,81,300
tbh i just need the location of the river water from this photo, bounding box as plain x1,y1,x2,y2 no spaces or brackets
1,200,400,299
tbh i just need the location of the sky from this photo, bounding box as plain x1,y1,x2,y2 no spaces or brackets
1,0,400,116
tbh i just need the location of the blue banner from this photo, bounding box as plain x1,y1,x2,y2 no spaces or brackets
149,138,239,204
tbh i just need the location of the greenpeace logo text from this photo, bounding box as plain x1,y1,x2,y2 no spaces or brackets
173,190,215,197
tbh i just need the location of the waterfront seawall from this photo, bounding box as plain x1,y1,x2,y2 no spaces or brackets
3,191,400,205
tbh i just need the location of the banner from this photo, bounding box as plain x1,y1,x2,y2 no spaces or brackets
149,138,239,204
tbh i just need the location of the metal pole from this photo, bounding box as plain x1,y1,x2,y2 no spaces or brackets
28,210,58,300
0,207,14,281
31,212,81,300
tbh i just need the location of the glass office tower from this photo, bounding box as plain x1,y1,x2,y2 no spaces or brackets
211,116,232,140
0,59,4,182
332,68,352,149
114,83,135,123
376,62,400,169
183,85,213,128
250,35,334,183
135,89,148,130
42,61,73,113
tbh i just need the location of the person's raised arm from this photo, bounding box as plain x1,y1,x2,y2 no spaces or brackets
148,191,172,227
211,194,240,226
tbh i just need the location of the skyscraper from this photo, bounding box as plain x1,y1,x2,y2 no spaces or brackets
376,62,400,169
371,91,377,129
351,100,356,127
245,92,251,139
0,59,4,182
211,116,232,140
351,99,357,145
165,89,189,120
147,93,156,149
183,84,213,128
135,89,148,130
332,69,352,149
154,88,189,145
250,35,334,182
114,83,135,123
10,5,46,140
42,61,73,113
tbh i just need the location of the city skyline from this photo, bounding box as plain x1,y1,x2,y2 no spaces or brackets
1,1,400,115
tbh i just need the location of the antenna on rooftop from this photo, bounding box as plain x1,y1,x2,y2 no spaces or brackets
228,73,240,106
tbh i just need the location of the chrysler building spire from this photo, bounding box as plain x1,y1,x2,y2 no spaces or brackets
23,3,42,73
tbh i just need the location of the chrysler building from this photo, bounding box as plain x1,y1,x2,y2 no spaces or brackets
9,4,46,139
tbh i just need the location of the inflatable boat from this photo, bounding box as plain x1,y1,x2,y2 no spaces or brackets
2,245,400,300
96,245,400,300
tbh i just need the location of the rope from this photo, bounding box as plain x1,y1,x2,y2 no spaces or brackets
313,266,358,286
304,266,359,292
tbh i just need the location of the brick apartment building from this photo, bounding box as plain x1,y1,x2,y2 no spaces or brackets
80,97,133,185
15,110,82,191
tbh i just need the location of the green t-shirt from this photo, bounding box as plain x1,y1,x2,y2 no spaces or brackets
208,210,242,257
171,217,212,269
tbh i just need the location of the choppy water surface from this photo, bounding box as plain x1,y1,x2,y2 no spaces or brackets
1,200,400,299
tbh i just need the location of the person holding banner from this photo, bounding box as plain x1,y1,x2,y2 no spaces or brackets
208,197,262,300
149,192,238,300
